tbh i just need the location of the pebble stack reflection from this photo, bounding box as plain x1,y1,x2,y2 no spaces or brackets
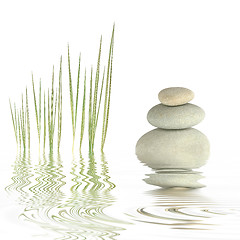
136,87,210,188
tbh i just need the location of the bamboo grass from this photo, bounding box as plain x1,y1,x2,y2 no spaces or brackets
10,26,115,154
68,45,81,152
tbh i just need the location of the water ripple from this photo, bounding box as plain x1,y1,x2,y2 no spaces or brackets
6,153,128,240
126,188,240,238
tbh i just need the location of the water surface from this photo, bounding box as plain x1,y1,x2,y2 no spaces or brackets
3,152,240,239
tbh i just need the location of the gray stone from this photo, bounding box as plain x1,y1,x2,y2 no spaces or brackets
135,128,210,169
158,87,194,106
147,103,205,129
144,170,205,188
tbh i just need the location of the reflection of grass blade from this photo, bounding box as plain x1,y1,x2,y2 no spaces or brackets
101,25,115,151
9,99,18,144
79,69,86,154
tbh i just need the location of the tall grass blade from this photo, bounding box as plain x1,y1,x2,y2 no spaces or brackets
103,46,114,146
9,99,18,144
91,37,102,150
39,79,42,140
43,92,46,153
48,66,56,153
18,110,21,150
14,103,18,145
57,56,63,152
88,67,93,153
74,54,81,131
79,68,86,154
21,95,26,153
53,90,58,138
101,25,115,151
26,88,30,151
68,45,75,146
93,67,105,144
48,89,51,150
32,74,41,148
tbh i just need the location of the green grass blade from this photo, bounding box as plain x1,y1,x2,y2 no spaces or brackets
21,95,26,152
91,37,102,149
48,89,51,149
53,90,58,138
101,25,115,151
50,67,54,144
80,68,86,153
26,88,30,151
74,54,81,131
88,67,93,152
103,50,113,148
58,56,62,151
94,67,105,143
9,99,17,144
43,91,46,153
39,79,42,140
14,103,19,147
68,45,75,141
18,110,21,150
32,74,40,144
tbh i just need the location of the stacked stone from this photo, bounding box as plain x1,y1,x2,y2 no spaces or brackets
135,87,210,188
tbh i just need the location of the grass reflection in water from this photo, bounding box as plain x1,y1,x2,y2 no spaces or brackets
6,153,127,240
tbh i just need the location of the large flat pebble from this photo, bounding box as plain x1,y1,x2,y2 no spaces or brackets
135,128,210,169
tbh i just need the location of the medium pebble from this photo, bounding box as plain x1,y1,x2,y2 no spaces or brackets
158,87,194,106
147,103,205,129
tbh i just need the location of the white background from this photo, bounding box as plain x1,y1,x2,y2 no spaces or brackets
1,0,240,239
